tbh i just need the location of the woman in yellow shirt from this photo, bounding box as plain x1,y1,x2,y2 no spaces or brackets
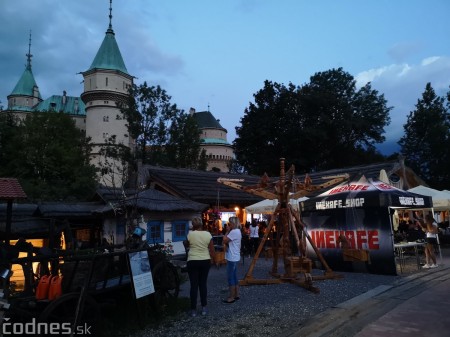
185,217,215,316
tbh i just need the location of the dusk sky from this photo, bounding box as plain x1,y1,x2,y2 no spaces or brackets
1,0,449,155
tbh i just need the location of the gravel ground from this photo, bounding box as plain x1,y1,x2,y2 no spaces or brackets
130,256,401,337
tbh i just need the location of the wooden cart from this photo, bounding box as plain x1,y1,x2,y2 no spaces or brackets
0,243,180,334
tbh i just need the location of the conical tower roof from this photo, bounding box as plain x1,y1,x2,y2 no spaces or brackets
10,65,41,98
86,5,128,75
9,35,41,99
193,110,226,131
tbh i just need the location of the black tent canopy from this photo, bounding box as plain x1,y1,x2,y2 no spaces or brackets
300,177,432,275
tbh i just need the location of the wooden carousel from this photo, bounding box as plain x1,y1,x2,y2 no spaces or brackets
218,158,348,293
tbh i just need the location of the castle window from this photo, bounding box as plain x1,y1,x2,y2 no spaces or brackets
104,101,109,104
103,132,109,139
106,77,108,86
103,116,109,122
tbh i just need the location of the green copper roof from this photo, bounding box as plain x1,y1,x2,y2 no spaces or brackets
10,65,42,99
34,94,86,116
193,111,226,130
201,138,231,145
87,27,129,74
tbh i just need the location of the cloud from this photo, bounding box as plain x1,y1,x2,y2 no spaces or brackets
387,42,423,63
356,56,450,154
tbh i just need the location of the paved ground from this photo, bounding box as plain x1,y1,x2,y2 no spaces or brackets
285,248,450,337
136,246,450,337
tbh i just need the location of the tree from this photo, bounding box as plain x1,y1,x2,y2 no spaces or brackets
399,83,450,189
0,112,98,201
0,112,19,169
165,113,208,170
233,68,391,175
119,82,206,169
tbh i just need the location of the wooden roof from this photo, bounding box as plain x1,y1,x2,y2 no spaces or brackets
35,202,104,218
0,178,27,200
139,159,426,206
300,160,427,193
141,165,264,208
94,188,208,213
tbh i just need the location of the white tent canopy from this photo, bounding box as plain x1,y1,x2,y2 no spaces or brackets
407,185,450,211
245,197,308,214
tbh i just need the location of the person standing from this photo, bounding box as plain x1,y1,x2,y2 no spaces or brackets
222,216,242,303
420,214,439,268
185,217,215,316
249,220,260,256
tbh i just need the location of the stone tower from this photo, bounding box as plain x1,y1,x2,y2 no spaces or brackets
80,1,134,187
190,108,234,172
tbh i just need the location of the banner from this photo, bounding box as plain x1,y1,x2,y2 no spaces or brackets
128,250,155,299
303,207,397,275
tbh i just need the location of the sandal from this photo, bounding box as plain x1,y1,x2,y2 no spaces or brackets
222,299,236,304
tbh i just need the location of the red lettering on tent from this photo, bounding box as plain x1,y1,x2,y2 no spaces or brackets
367,230,379,249
345,230,356,248
356,230,368,249
325,231,336,248
376,183,393,190
312,231,326,248
310,230,379,250
328,184,369,195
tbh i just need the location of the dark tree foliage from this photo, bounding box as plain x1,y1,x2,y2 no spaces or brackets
97,134,133,188
165,113,208,170
0,112,18,169
234,68,390,176
0,112,98,201
399,83,450,189
119,82,206,170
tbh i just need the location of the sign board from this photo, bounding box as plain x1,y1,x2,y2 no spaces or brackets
128,250,155,299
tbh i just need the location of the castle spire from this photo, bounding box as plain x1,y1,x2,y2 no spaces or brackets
107,0,114,33
26,30,32,70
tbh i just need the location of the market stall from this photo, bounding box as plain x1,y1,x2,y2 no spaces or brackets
245,197,308,214
301,176,433,275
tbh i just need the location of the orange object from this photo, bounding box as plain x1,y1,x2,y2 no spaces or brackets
35,275,52,300
48,275,63,300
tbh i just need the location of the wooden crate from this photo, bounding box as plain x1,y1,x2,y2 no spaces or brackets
285,256,312,276
343,249,370,262
214,251,227,267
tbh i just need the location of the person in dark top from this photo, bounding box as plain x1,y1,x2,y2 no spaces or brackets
407,220,425,242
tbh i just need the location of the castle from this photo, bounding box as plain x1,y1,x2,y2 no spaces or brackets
2,2,234,182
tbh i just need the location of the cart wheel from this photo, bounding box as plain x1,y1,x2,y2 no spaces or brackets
38,293,100,335
152,261,180,310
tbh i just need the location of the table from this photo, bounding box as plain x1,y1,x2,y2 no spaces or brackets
394,242,425,273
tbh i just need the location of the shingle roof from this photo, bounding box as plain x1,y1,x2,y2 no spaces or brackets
95,188,208,213
36,202,103,217
0,178,27,199
142,165,265,207
0,203,37,217
140,160,426,207
193,111,226,131
301,160,427,191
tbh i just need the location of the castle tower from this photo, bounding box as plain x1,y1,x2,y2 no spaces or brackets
7,32,42,113
190,107,234,172
80,1,134,186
